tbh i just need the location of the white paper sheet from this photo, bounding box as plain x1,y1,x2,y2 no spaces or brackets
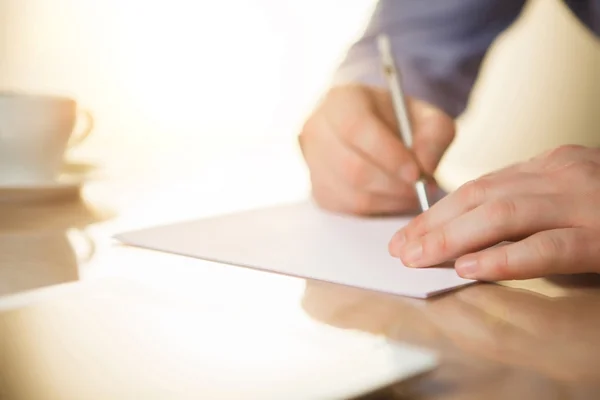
115,200,475,298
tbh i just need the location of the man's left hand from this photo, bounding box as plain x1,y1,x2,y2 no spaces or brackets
389,145,600,280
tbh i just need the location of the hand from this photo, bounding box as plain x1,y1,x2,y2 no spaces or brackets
419,282,600,382
302,278,600,384
299,85,455,215
389,144,600,280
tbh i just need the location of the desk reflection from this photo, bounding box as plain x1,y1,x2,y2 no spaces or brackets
301,279,600,386
421,281,600,383
0,195,113,297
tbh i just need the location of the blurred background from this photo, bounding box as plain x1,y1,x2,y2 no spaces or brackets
0,0,598,210
0,0,373,174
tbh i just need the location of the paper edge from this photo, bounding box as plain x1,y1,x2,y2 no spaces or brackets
114,233,475,299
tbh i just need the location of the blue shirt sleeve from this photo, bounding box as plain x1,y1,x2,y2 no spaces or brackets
333,0,527,118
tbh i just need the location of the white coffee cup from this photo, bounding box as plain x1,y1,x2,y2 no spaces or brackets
0,92,93,185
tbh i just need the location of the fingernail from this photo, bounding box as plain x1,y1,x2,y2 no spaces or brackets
400,164,419,182
456,257,478,278
402,241,423,267
389,231,406,257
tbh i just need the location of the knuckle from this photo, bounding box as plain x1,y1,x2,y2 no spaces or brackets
484,199,518,226
545,144,585,160
540,145,590,171
487,247,511,278
339,112,370,142
534,234,567,260
406,214,428,237
459,179,489,207
424,228,451,255
554,160,599,181
340,153,370,188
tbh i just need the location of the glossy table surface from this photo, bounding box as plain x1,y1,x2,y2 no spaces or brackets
1,139,600,400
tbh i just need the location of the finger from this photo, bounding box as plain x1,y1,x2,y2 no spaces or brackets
391,195,575,268
310,167,418,216
456,284,566,336
328,131,414,197
392,171,557,245
331,109,420,183
454,228,600,281
372,94,455,177
369,88,399,135
312,181,418,216
409,100,455,175
303,117,412,197
420,285,531,353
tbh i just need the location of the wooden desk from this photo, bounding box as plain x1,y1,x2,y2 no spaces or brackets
1,140,599,399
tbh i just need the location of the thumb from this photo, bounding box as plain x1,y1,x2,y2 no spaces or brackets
410,100,455,175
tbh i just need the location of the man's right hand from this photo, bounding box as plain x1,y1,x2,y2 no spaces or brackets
298,85,456,215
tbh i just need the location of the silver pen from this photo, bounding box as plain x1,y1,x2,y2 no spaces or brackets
376,33,430,212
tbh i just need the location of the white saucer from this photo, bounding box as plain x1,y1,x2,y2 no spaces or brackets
0,176,84,203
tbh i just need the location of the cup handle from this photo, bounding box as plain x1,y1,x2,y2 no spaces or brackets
68,228,97,266
78,230,96,265
68,108,94,148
